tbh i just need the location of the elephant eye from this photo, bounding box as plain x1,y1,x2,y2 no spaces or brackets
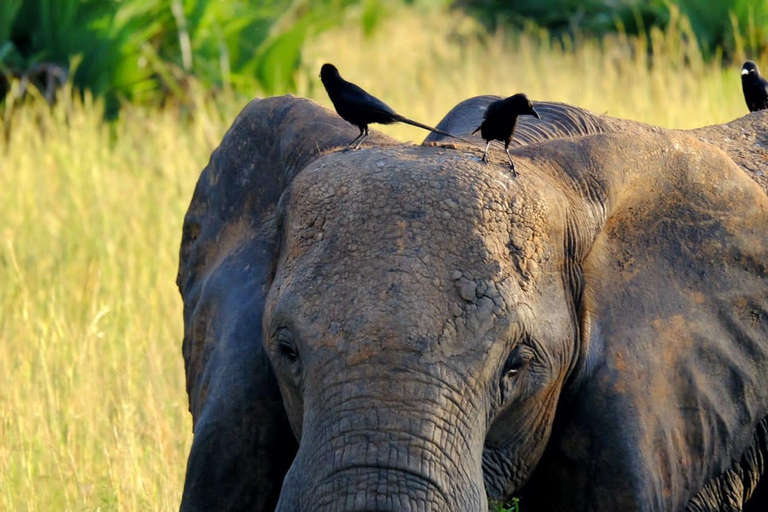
501,342,535,385
277,328,300,364
498,343,531,406
502,344,527,378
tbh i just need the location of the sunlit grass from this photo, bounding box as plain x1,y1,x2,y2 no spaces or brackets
0,4,762,511
0,84,238,511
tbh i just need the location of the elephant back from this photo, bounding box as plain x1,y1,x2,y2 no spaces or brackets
425,95,651,147
688,111,768,196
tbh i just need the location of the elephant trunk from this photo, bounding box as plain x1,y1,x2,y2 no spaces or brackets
275,373,489,512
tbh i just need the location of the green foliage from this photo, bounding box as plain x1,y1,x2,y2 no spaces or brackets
3,0,767,114
251,1,359,94
362,0,387,36
676,0,768,57
1,0,363,113
0,0,22,66
455,0,669,37
5,0,168,113
489,497,521,512
0,0,22,99
456,0,768,59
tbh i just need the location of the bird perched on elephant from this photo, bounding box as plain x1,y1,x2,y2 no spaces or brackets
472,93,540,175
176,94,768,512
741,60,768,112
319,63,467,149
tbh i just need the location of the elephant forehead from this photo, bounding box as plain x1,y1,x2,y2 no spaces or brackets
293,151,495,232
283,148,553,272
272,148,557,341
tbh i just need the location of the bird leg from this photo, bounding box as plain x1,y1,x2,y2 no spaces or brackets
345,127,366,151
351,127,369,150
505,148,518,177
480,141,491,164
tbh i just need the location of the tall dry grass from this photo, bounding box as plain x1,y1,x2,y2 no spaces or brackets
0,85,237,510
0,5,758,511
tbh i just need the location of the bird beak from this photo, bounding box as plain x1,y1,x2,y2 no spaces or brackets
742,68,750,75
531,107,541,120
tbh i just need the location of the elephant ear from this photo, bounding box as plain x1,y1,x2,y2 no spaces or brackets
176,96,395,510
535,130,768,510
424,95,650,146
178,95,394,421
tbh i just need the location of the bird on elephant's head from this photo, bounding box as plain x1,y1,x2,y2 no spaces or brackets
319,63,469,149
472,93,541,175
176,94,768,512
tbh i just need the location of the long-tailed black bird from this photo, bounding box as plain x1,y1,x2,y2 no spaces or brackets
741,61,768,112
320,63,466,149
473,93,540,176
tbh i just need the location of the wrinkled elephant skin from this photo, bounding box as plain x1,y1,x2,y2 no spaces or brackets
177,95,768,512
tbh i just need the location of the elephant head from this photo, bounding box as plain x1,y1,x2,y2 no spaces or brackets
178,95,768,512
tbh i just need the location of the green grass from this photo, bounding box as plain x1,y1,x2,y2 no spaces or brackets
490,497,521,512
0,4,758,511
1,0,368,114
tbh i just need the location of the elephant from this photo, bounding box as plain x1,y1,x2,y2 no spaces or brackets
176,93,768,512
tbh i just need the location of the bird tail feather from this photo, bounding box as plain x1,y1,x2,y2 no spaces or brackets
392,113,475,145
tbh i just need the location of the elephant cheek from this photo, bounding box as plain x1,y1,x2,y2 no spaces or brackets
275,379,304,440
483,385,565,499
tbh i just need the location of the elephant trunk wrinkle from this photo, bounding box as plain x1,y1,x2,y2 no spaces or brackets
323,463,448,501
307,464,484,512
307,427,468,480
280,351,490,510
309,387,484,462
285,402,487,511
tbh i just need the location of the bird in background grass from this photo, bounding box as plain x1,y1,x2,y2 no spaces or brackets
473,93,540,176
741,61,768,112
320,63,469,149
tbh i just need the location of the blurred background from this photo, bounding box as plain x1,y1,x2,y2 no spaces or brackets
1,1,766,511
2,0,767,123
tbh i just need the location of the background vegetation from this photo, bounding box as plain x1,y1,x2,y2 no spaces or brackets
1,0,767,111
460,0,768,57
0,1,764,511
0,0,366,114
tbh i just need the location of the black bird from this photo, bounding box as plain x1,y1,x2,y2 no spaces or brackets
320,63,467,149
473,94,540,176
741,61,768,112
